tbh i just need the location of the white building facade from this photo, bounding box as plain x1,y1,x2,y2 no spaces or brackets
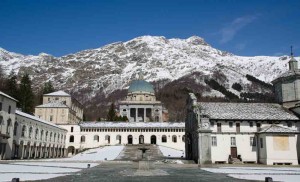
186,93,299,165
0,91,68,160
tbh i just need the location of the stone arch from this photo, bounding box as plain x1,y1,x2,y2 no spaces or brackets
162,135,167,143
67,146,75,156
94,135,99,142
105,135,110,144
139,135,144,144
151,135,157,144
80,135,85,143
127,135,133,144
116,135,121,144
172,135,177,143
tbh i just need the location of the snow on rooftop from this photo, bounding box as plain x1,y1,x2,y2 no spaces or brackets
199,102,299,120
259,125,299,133
44,90,70,96
16,110,67,131
0,91,18,102
80,121,185,128
36,102,68,108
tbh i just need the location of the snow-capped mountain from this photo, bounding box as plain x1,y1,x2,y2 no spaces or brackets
0,36,296,103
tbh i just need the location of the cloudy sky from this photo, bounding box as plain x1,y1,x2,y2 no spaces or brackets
0,0,299,56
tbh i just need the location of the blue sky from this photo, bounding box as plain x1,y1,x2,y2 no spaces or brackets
0,0,299,57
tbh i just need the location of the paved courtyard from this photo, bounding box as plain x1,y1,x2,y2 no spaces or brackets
36,162,251,182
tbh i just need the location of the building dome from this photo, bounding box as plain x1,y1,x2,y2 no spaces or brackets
128,80,155,93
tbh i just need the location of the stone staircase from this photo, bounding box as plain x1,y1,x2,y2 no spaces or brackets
115,144,164,161
229,158,243,164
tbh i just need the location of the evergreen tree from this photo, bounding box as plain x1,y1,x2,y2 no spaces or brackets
19,74,34,113
107,103,117,121
43,81,55,94
6,72,19,102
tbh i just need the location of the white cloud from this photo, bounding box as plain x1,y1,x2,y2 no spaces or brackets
220,15,258,44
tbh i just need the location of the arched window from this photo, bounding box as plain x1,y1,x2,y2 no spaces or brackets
40,130,44,140
105,135,110,144
162,135,167,143
81,135,85,143
21,125,26,137
94,135,99,142
50,132,52,142
58,134,60,142
45,131,48,141
6,119,12,135
54,133,56,142
29,127,33,139
35,128,39,139
13,121,18,136
172,135,177,143
69,135,74,143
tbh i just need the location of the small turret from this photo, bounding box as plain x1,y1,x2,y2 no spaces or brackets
288,46,298,71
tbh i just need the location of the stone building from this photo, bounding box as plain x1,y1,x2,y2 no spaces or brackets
0,91,17,160
0,91,67,160
186,96,299,165
186,53,300,165
35,91,84,124
119,78,166,122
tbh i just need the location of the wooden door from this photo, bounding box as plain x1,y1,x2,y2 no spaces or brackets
231,147,237,158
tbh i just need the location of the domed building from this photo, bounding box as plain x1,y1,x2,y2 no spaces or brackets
119,76,165,122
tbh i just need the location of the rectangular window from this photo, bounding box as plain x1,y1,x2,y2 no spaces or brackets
0,102,2,111
217,123,222,133
230,137,236,146
236,123,240,133
287,121,292,127
212,136,217,146
256,123,261,132
71,126,74,132
50,115,53,121
229,122,233,128
250,137,256,146
249,122,253,127
260,138,263,148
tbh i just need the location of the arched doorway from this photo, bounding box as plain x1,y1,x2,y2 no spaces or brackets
151,135,156,144
128,135,133,144
67,146,75,156
116,135,121,144
139,135,144,144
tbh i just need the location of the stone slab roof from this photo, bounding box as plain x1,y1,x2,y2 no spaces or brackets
16,110,67,131
199,102,299,121
259,125,299,134
80,122,185,128
36,102,68,108
44,90,70,96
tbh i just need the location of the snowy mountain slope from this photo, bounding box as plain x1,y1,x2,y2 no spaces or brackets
0,36,296,102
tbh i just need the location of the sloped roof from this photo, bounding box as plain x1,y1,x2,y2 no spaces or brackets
199,102,299,120
0,91,18,102
16,110,67,131
36,102,68,108
80,121,185,128
259,125,299,134
44,90,70,96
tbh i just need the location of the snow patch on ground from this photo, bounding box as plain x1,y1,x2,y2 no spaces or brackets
0,146,124,181
158,145,185,158
202,167,300,182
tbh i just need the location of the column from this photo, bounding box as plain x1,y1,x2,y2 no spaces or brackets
34,147,37,159
144,108,146,122
21,145,25,159
135,108,138,122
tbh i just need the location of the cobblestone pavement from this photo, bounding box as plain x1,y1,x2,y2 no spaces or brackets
34,162,256,182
